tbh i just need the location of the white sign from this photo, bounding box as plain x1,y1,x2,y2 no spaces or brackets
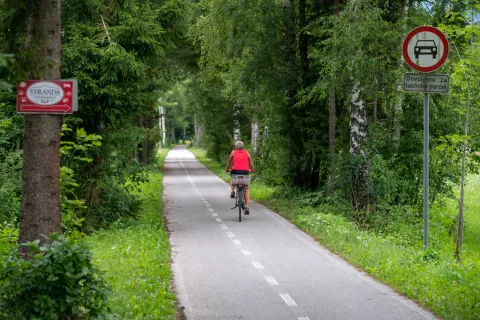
403,26,449,73
24,81,64,105
403,73,449,94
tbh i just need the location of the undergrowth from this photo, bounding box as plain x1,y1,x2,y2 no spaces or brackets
86,149,175,319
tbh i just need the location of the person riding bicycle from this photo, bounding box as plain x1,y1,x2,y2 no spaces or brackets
225,140,255,215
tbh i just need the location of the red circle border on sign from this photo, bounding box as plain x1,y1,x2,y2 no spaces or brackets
402,26,449,73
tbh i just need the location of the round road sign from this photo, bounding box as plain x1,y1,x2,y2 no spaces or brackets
403,26,449,73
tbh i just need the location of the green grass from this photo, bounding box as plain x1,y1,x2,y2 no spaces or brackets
86,149,176,319
460,175,480,254
190,147,480,320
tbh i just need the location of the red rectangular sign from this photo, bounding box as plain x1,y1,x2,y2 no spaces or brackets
17,80,77,114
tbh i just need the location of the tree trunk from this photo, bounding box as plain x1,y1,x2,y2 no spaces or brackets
349,83,369,211
283,0,297,110
327,0,340,195
298,0,309,85
392,0,409,150
233,104,241,141
171,119,176,144
251,119,259,154
455,13,474,260
159,106,166,148
138,103,155,165
19,0,63,244
283,0,303,186
328,88,336,195
194,113,203,148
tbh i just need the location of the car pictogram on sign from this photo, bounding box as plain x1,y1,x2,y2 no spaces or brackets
403,26,449,73
414,40,437,59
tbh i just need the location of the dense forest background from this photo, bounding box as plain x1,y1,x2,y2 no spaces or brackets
0,0,479,249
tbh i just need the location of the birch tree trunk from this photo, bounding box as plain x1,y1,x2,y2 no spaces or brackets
233,104,241,141
349,83,369,211
19,0,63,244
251,119,259,154
159,106,166,148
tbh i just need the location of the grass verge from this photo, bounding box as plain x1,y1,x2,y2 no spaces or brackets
190,147,480,320
86,149,175,319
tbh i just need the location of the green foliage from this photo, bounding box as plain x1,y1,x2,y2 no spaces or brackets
60,123,103,237
0,53,13,92
86,149,176,319
0,102,22,225
0,225,17,258
0,233,110,319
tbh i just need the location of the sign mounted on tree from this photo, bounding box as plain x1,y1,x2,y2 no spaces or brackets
17,80,78,114
403,26,449,73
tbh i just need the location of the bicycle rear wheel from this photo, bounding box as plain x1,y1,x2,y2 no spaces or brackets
237,187,244,222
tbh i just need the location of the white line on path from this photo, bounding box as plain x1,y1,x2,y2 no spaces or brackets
298,317,310,320
226,232,234,238
203,201,209,204
212,213,218,217
279,294,297,307
233,239,242,245
215,218,222,223
220,224,228,230
201,198,206,201
209,208,215,212
265,276,279,286
206,204,211,208
252,261,264,269
241,249,251,256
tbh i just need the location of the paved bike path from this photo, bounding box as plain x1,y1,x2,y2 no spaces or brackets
164,146,436,320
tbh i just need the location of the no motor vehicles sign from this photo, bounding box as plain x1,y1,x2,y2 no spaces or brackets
17,80,78,114
403,26,449,73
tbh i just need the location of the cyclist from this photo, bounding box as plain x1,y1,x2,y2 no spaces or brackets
225,140,255,214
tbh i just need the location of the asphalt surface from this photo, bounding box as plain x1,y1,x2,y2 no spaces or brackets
164,146,437,320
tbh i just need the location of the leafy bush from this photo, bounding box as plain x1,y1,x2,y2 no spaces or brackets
0,148,22,224
0,233,110,319
0,225,17,258
84,182,141,231
0,103,23,225
60,124,102,237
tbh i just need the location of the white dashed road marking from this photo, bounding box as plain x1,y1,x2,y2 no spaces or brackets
298,317,310,320
208,208,215,212
226,232,235,238
241,250,251,256
252,261,264,269
233,239,242,245
265,276,279,286
212,213,218,217
220,224,228,230
279,294,297,307
215,218,222,223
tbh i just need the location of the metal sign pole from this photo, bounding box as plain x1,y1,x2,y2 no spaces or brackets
423,92,429,250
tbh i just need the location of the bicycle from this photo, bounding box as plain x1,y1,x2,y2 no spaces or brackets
230,173,250,222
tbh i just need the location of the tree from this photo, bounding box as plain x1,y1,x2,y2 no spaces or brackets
16,0,63,244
